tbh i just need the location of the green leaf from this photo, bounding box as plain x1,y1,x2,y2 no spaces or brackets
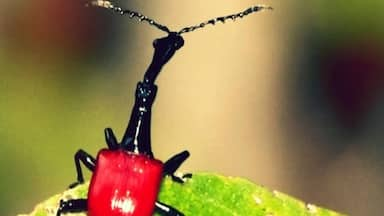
18,173,347,216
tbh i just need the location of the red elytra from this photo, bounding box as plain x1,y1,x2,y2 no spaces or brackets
88,149,163,216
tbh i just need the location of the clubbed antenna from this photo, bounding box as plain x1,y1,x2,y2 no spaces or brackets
87,0,272,34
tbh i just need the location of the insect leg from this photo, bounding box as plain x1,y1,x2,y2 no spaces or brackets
104,127,119,150
155,201,184,216
69,149,96,188
56,199,87,216
163,150,192,183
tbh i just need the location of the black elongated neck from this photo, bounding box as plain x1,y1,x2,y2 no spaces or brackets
121,33,184,157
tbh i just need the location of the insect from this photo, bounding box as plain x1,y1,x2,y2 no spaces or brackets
56,1,272,216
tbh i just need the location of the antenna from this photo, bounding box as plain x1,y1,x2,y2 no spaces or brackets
88,0,272,34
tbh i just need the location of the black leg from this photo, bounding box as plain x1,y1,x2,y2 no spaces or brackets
56,199,87,216
163,151,192,183
69,149,96,188
104,128,119,150
155,201,184,216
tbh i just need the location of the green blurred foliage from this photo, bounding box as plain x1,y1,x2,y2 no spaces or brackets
0,1,134,214
311,1,384,37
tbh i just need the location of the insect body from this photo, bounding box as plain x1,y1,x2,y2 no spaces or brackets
56,33,190,216
56,2,271,216
88,150,164,216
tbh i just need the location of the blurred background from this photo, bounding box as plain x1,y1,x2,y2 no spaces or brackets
1,0,383,215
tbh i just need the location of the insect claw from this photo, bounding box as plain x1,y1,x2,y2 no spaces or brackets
170,172,192,184
182,173,193,179
68,181,82,189
170,175,187,184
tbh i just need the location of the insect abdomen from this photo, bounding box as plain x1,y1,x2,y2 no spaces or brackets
88,149,163,216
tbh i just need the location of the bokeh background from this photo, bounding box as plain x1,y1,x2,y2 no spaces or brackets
1,0,383,215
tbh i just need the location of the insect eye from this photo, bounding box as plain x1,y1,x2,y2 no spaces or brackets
174,37,184,49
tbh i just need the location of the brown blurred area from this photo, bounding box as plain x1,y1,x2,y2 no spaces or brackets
1,1,383,215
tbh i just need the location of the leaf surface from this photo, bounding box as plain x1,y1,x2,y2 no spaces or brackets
19,173,346,216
